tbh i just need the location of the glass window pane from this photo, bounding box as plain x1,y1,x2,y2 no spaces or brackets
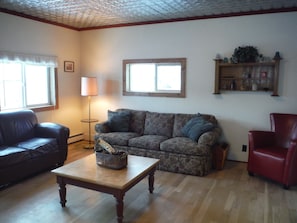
157,65,181,91
25,65,49,105
0,63,23,109
129,64,155,92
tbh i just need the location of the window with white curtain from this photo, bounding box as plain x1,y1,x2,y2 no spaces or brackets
0,51,58,111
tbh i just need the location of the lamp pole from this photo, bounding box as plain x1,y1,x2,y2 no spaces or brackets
87,95,92,149
81,76,98,149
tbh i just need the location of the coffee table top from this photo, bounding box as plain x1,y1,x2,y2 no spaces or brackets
52,154,159,190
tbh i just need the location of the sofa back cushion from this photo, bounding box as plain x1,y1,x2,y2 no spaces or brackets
0,110,38,145
107,110,130,132
173,113,218,137
173,113,197,137
144,112,174,137
117,109,146,134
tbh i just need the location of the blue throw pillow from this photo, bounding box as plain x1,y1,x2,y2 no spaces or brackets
107,110,130,132
181,115,215,141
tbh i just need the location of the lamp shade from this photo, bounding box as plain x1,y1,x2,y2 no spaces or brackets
81,77,98,96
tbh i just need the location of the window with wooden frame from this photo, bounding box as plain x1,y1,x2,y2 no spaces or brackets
123,58,186,97
0,51,58,112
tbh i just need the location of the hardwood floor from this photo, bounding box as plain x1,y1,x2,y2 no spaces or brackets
1,141,296,223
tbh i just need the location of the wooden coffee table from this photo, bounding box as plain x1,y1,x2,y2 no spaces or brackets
51,154,160,223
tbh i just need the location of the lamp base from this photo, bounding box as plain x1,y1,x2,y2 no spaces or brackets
83,143,94,150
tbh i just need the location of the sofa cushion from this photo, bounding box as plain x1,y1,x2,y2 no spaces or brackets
96,132,140,146
173,113,197,137
160,137,209,156
117,109,146,134
128,135,168,150
0,146,31,168
182,116,215,141
15,138,59,157
144,112,174,137
107,110,131,132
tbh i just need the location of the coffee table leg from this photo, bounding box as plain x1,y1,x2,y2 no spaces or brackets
148,168,156,193
57,176,67,207
114,193,124,223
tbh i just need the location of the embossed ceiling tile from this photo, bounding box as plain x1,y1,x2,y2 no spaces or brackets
0,0,296,29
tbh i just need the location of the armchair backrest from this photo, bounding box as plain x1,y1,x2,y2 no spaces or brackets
270,113,297,148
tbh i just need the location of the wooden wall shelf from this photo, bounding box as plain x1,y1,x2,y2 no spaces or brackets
214,57,281,96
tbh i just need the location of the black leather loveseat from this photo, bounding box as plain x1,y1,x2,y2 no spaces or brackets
0,110,69,187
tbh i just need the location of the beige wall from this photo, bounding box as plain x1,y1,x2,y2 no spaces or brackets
80,12,297,162
1,12,297,161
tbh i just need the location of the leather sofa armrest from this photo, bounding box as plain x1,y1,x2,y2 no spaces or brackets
95,121,111,133
283,140,297,186
35,122,70,145
248,130,276,150
285,140,297,166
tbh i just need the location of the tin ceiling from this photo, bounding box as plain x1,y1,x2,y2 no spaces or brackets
0,0,296,30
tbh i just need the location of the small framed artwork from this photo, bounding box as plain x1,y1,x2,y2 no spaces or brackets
64,61,74,72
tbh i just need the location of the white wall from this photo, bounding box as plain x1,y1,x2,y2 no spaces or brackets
0,13,83,138
80,12,297,162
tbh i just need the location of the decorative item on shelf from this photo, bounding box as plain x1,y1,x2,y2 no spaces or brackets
261,71,267,78
94,139,128,169
231,46,259,63
230,79,236,90
273,51,281,60
81,76,98,149
223,57,229,63
252,82,258,91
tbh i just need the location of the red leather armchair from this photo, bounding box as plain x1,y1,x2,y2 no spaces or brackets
247,113,297,189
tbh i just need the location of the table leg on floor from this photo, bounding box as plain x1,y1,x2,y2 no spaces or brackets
148,168,156,193
57,176,67,207
114,193,124,223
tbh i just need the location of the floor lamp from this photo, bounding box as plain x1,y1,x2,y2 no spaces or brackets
81,77,98,149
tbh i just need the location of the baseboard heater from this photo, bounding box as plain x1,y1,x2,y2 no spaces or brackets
68,133,84,144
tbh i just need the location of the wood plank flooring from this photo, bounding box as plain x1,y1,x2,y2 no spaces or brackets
1,141,296,223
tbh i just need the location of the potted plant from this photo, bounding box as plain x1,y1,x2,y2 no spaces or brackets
231,46,259,63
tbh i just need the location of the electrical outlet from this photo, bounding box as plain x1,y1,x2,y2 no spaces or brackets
242,145,247,152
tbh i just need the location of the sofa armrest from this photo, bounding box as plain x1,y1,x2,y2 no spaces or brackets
35,122,70,145
198,127,221,147
95,121,111,133
284,140,297,185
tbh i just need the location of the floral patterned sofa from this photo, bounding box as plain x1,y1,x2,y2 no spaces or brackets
94,108,221,176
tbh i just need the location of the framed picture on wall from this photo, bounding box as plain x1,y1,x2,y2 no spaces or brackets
64,61,74,72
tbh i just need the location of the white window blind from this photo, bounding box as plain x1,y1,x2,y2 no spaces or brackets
0,51,58,67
